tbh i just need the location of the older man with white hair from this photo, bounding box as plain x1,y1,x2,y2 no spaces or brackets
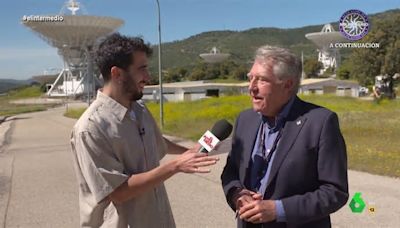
221,45,348,228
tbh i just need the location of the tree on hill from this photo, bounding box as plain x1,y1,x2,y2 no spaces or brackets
232,64,249,81
303,58,323,78
184,59,250,81
164,67,188,83
188,61,208,80
336,61,351,80
321,67,335,78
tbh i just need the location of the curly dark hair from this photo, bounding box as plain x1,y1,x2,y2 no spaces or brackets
94,33,152,82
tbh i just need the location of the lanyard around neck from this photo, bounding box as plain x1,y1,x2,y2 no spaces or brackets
258,123,283,162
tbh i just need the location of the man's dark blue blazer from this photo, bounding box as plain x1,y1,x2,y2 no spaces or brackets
221,96,349,228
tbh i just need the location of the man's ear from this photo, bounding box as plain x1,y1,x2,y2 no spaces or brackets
284,78,294,91
110,66,122,83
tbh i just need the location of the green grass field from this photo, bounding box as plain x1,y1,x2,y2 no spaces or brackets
0,86,56,116
65,94,400,178
64,107,87,119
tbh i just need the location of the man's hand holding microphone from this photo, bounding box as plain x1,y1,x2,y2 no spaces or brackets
173,119,233,174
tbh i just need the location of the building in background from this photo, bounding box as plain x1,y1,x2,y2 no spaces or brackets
143,79,360,102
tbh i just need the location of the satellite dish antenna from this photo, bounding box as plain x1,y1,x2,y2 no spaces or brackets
22,0,123,100
200,47,230,63
67,0,80,15
305,24,347,76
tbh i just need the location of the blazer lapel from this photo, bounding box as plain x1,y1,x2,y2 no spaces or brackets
240,112,261,184
266,97,307,188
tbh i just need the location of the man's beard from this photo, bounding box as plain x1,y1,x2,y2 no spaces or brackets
131,91,143,101
121,74,143,101
123,83,143,101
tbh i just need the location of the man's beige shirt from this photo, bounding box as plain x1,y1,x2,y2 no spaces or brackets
71,91,175,227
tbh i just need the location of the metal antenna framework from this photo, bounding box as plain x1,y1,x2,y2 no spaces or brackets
305,24,347,75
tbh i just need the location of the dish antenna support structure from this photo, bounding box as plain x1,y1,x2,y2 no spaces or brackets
305,24,346,75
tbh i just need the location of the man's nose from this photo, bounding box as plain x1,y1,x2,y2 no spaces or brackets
249,78,257,91
143,71,151,82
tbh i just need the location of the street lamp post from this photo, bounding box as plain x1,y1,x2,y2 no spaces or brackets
155,0,164,129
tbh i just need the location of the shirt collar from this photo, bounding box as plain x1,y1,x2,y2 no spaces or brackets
260,95,295,130
96,90,129,122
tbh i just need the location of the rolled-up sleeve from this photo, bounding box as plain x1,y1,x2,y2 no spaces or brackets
73,131,129,203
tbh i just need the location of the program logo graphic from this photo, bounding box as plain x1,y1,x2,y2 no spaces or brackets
339,9,369,41
349,192,376,214
349,192,366,213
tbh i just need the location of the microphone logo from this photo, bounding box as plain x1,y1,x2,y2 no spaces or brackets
198,130,220,152
202,135,214,149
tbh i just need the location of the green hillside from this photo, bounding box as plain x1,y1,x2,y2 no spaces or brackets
0,79,32,93
148,9,399,82
149,25,321,72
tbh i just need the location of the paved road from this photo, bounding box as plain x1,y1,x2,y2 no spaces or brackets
0,107,399,227
0,108,79,228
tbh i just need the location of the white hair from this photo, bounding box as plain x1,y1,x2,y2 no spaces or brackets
255,45,302,94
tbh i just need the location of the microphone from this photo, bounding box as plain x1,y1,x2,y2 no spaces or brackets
198,119,233,153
